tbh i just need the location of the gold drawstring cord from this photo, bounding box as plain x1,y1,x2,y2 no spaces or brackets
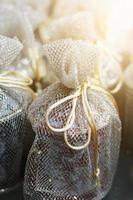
0,70,35,97
46,80,117,184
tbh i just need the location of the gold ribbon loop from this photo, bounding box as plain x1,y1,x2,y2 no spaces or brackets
0,71,32,85
46,89,80,133
46,80,116,184
46,81,116,150
0,70,35,95
64,126,91,151
46,85,92,150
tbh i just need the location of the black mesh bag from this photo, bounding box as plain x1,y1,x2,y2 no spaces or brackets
0,34,34,193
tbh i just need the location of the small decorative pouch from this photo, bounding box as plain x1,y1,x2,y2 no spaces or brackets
24,39,121,200
0,35,34,193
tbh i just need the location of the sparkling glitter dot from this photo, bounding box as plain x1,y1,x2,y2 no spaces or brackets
37,150,42,155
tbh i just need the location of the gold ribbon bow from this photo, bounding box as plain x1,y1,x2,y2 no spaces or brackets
46,80,117,184
0,70,34,94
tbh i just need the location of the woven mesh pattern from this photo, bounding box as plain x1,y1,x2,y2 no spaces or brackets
43,39,101,89
43,20,122,91
24,82,121,200
0,35,23,67
0,86,32,191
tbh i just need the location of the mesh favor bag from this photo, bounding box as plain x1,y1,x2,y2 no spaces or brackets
0,2,36,74
0,35,33,193
123,63,133,152
0,34,36,168
24,39,121,200
41,12,123,118
0,3,46,92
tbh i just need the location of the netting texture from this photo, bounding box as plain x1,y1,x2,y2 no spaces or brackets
43,39,101,89
0,35,22,68
0,86,33,191
43,20,121,91
24,82,121,200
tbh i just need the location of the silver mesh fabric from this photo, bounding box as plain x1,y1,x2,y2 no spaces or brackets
0,35,22,68
24,82,121,200
0,86,32,192
43,39,101,89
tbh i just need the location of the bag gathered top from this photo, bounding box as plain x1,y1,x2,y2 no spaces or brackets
41,12,123,95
